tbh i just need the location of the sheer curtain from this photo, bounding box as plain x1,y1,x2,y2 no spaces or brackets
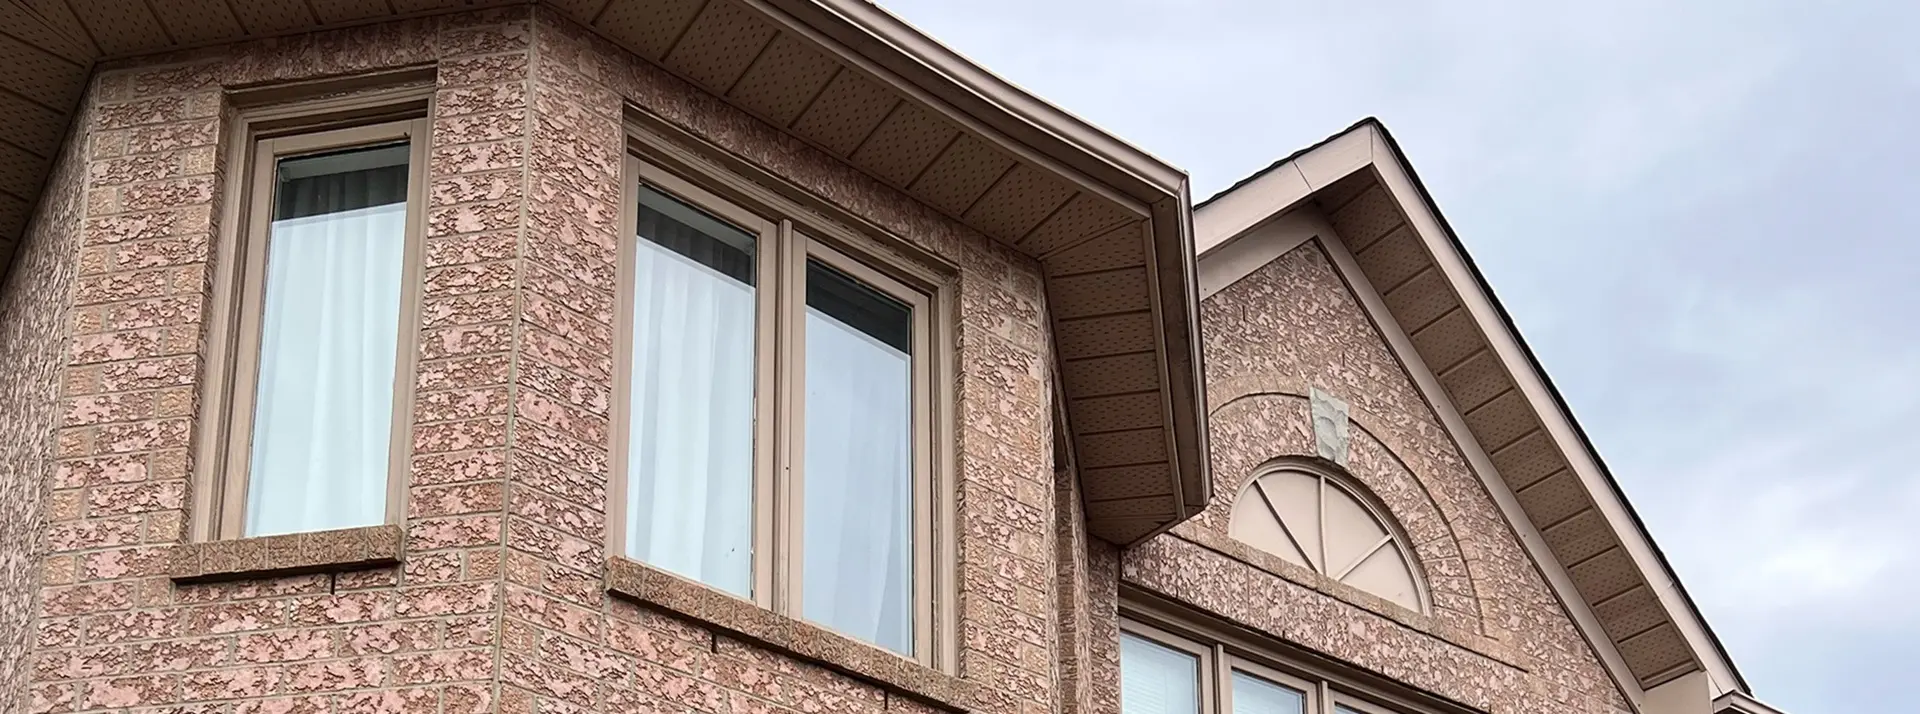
1121,633,1201,714
245,145,409,537
624,188,758,597
801,259,914,654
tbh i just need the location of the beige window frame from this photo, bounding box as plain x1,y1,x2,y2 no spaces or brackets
192,88,432,542
1120,612,1476,714
609,127,956,671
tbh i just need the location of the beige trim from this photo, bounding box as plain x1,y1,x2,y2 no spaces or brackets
1713,692,1788,714
611,119,956,671
193,88,433,543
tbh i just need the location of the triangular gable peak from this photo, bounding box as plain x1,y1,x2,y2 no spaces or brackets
1194,119,1749,713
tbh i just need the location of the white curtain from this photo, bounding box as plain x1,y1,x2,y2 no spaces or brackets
801,304,913,654
246,202,406,537
624,213,757,597
1121,633,1201,714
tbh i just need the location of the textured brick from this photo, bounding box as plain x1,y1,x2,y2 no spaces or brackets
4,9,1638,714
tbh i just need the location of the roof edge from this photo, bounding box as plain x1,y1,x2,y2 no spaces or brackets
759,0,1187,201
1364,119,1749,695
1716,692,1789,714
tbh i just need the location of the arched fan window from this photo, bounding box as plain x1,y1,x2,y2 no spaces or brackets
1228,464,1426,612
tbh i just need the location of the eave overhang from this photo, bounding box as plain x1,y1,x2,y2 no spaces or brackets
0,0,1208,545
1715,692,1789,714
1194,118,1748,704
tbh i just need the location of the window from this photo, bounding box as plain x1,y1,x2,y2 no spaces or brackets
1228,463,1425,612
610,154,946,662
196,105,429,541
1121,620,1440,714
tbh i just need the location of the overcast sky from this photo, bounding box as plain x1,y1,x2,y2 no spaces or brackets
871,1,1919,711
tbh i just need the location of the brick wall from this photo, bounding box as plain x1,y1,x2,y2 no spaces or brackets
0,77,90,714
17,7,1058,713
1117,241,1634,714
24,12,528,713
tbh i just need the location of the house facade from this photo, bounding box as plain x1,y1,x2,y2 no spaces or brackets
0,2,1782,714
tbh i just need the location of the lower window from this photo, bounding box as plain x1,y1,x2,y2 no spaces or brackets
1121,619,1439,714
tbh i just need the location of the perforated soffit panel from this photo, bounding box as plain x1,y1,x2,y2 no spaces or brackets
0,0,1205,546
1313,167,1704,691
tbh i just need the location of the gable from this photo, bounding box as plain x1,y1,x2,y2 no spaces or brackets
1187,119,1750,712
1193,234,1634,710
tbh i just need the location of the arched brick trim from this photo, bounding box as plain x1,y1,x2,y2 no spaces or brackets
1196,391,1487,638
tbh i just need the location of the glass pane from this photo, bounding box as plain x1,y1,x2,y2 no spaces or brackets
1230,482,1310,569
1335,706,1367,714
624,186,759,597
1231,670,1305,714
802,258,914,654
1121,633,1200,714
1322,484,1388,576
1263,471,1324,572
1344,543,1421,611
246,142,410,537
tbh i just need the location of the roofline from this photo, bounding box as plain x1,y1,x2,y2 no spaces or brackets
760,0,1188,202
1364,118,1749,695
1192,117,1376,211
1715,692,1788,714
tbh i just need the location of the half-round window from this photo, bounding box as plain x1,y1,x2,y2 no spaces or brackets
1228,464,1426,612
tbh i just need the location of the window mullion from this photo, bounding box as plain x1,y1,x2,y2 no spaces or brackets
772,219,806,617
1212,647,1233,714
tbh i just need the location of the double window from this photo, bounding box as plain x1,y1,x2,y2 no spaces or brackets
198,102,429,541
1121,620,1426,714
610,154,946,661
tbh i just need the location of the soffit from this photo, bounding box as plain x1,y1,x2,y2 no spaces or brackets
1193,120,1748,699
0,0,1207,546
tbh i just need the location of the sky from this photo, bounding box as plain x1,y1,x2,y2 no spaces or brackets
869,1,1920,711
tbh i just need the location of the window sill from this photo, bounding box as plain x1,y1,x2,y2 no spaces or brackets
168,524,403,584
605,556,973,712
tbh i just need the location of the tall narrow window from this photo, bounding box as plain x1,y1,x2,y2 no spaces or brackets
800,252,923,655
205,115,428,540
613,156,946,663
622,185,770,598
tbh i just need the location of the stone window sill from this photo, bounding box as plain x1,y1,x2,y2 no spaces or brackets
168,524,403,584
605,556,973,712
